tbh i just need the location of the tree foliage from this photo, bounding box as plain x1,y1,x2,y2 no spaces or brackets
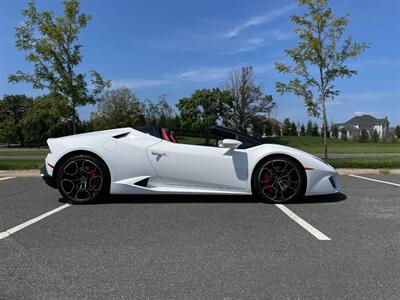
22,94,72,146
275,0,368,158
395,126,400,138
0,95,32,146
91,87,144,130
176,88,232,132
331,126,339,139
359,129,369,143
226,66,275,132
9,0,110,134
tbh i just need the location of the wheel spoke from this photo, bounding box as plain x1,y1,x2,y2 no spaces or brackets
60,158,103,202
258,159,302,202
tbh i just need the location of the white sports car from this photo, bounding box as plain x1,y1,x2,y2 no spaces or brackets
41,126,340,204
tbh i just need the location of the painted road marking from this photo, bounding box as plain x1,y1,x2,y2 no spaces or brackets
349,174,400,187
275,204,331,241
0,177,16,181
0,203,72,240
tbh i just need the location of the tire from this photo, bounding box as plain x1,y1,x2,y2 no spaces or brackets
56,154,110,203
252,156,306,204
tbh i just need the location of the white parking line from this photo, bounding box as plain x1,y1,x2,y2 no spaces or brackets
275,204,331,241
349,174,400,187
0,203,72,240
0,177,16,181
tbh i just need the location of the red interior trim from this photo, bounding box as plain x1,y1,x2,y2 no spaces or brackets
161,128,170,141
169,133,177,143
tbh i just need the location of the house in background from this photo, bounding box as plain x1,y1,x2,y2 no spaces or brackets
333,115,390,139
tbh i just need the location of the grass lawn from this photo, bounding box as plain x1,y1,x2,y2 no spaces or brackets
327,157,400,169
265,136,400,154
0,160,43,170
0,149,49,156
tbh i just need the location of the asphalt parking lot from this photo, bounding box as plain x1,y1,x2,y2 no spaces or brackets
0,175,399,299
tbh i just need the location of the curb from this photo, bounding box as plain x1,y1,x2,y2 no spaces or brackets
0,170,41,177
1,169,400,178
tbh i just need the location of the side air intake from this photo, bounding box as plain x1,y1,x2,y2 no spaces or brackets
134,177,149,187
113,132,130,139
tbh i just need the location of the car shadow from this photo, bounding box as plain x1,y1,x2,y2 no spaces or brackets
59,192,347,205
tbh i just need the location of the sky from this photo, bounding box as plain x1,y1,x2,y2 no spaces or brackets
1,0,399,126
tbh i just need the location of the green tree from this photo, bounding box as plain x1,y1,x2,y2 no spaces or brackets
371,129,379,143
300,124,306,136
312,122,319,136
273,123,281,136
340,127,348,141
290,122,298,136
9,0,111,134
91,87,143,130
395,126,400,138
282,118,291,136
226,66,275,132
22,94,71,146
275,0,368,158
0,94,32,146
359,129,369,143
145,95,175,128
176,88,232,132
331,126,339,139
306,120,313,136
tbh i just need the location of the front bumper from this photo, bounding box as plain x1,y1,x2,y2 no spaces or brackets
40,164,57,189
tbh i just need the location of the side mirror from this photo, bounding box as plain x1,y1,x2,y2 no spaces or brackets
218,139,242,149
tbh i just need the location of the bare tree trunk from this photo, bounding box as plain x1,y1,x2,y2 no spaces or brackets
322,96,328,159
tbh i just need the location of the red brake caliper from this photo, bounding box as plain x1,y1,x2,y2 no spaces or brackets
262,170,273,193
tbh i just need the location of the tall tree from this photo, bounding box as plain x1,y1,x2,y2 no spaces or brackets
331,126,339,139
0,95,32,146
9,0,111,134
395,126,400,139
340,127,348,141
312,122,319,136
290,122,298,136
359,129,369,143
22,94,71,146
145,95,175,127
306,120,313,136
300,123,306,136
282,118,291,136
176,88,232,132
275,0,368,158
226,66,275,132
91,87,143,130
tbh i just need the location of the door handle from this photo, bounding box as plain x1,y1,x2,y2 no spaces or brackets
151,151,167,157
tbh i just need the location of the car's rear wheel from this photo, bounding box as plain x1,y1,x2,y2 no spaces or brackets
56,155,109,203
252,156,306,203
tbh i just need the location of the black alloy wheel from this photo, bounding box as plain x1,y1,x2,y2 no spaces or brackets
56,155,109,203
253,156,306,203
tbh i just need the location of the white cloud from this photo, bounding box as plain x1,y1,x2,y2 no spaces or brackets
235,38,265,53
224,3,296,39
174,67,234,81
352,111,375,116
112,63,276,88
111,79,171,89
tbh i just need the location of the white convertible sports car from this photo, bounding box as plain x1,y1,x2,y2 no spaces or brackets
41,126,340,204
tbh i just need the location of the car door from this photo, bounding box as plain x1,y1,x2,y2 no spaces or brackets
146,141,248,190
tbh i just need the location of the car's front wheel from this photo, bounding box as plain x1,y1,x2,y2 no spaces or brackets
252,156,306,203
56,155,110,203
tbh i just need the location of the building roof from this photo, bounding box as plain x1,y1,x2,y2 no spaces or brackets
333,115,388,129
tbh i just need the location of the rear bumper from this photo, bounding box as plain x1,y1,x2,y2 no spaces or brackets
40,164,57,189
